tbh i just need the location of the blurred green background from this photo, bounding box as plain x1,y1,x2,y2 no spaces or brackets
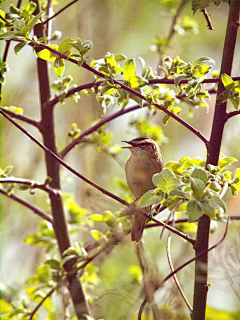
1,0,240,319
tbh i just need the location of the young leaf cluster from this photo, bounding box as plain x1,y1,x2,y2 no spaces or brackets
37,38,93,77
164,56,213,103
51,75,80,103
138,155,238,223
0,2,43,53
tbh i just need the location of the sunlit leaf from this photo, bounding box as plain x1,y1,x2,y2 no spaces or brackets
122,59,136,81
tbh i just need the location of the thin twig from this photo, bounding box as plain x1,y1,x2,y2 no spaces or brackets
161,217,229,285
138,218,229,319
219,180,228,199
0,107,40,128
0,15,12,27
0,109,128,207
60,104,143,158
28,286,56,320
167,0,189,41
138,297,148,320
14,40,209,147
167,230,193,312
159,199,184,239
41,0,79,25
0,177,59,195
0,188,53,223
201,9,214,30
150,215,195,245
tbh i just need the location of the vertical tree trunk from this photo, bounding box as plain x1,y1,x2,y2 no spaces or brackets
33,1,90,318
192,1,240,319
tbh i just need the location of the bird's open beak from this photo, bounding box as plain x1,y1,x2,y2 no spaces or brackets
121,140,134,149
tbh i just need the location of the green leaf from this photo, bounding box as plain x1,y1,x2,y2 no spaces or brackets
88,214,103,221
122,59,136,81
45,259,60,270
221,73,233,87
190,177,205,200
193,64,211,77
199,197,216,218
187,199,203,222
210,194,226,213
137,189,164,208
37,45,59,61
218,157,237,169
230,97,240,110
163,114,170,124
28,12,43,33
129,75,148,88
169,189,189,199
102,210,116,226
193,56,215,67
14,42,28,55
3,165,14,176
191,167,208,184
54,58,65,77
138,56,147,77
58,38,73,55
90,229,105,241
152,168,175,190
174,74,189,87
216,89,231,105
114,54,127,62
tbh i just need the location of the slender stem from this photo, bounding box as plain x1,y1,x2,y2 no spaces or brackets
0,107,40,127
167,0,189,41
18,40,208,146
0,109,129,207
162,218,229,286
60,104,142,158
0,189,53,223
201,9,214,30
167,232,193,312
0,177,59,195
139,218,228,320
29,286,56,320
150,215,195,245
41,0,79,25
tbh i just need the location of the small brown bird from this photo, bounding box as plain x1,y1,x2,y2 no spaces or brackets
122,137,164,242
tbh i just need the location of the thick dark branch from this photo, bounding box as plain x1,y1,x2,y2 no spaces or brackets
193,2,240,319
0,188,53,223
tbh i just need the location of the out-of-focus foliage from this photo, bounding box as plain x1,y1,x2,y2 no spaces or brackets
0,0,240,319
